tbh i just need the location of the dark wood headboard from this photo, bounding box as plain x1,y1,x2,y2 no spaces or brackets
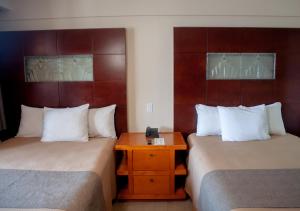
174,27,300,137
0,28,127,137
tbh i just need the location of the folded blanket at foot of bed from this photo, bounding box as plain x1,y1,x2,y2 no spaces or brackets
199,169,300,211
0,169,105,211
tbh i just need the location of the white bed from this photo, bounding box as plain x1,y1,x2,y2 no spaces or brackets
186,133,300,211
0,137,116,211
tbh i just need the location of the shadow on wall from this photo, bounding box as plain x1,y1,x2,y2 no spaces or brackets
159,126,173,132
126,28,136,132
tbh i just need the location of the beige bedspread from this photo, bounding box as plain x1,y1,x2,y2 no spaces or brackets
186,133,300,211
0,137,116,211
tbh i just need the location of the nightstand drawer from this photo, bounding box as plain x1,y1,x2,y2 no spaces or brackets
133,175,170,195
132,150,170,170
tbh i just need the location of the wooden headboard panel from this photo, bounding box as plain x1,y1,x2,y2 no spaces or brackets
174,27,300,137
0,28,127,137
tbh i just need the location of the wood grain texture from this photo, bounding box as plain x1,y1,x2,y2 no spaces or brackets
133,150,170,171
174,28,207,53
59,82,93,107
57,29,93,54
174,27,300,137
22,82,60,107
115,132,187,150
24,31,57,56
174,53,206,104
0,29,127,137
207,28,243,52
133,175,170,195
93,55,126,81
206,80,242,106
93,29,126,54
115,132,187,200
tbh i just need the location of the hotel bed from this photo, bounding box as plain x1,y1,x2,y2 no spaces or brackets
0,137,116,211
0,28,127,211
186,133,300,211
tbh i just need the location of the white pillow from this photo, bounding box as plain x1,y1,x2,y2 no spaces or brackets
196,104,221,136
88,104,117,138
218,105,270,141
266,102,286,135
41,104,89,142
16,105,43,137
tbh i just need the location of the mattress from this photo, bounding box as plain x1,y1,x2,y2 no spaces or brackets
186,133,300,211
0,137,116,211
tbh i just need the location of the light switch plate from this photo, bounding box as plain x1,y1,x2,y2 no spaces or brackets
146,103,153,113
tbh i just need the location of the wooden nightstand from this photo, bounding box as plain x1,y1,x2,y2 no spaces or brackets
114,132,187,200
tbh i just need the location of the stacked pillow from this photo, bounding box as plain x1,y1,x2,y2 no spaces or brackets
195,104,221,136
16,104,117,142
17,105,44,137
88,105,117,138
42,104,90,142
196,102,286,141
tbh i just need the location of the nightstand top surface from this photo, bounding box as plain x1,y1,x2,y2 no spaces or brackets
115,132,187,150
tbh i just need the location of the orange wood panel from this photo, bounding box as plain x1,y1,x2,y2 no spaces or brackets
115,132,187,200
115,132,187,150
132,171,169,176
116,153,128,176
169,149,175,194
127,149,134,194
133,150,170,171
133,175,170,195
175,163,187,175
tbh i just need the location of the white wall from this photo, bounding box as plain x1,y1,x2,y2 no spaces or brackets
1,0,300,132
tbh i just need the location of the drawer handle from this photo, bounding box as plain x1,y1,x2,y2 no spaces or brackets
149,154,155,157
149,179,154,183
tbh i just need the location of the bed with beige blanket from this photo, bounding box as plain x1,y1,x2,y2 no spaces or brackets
0,137,116,211
186,133,300,211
